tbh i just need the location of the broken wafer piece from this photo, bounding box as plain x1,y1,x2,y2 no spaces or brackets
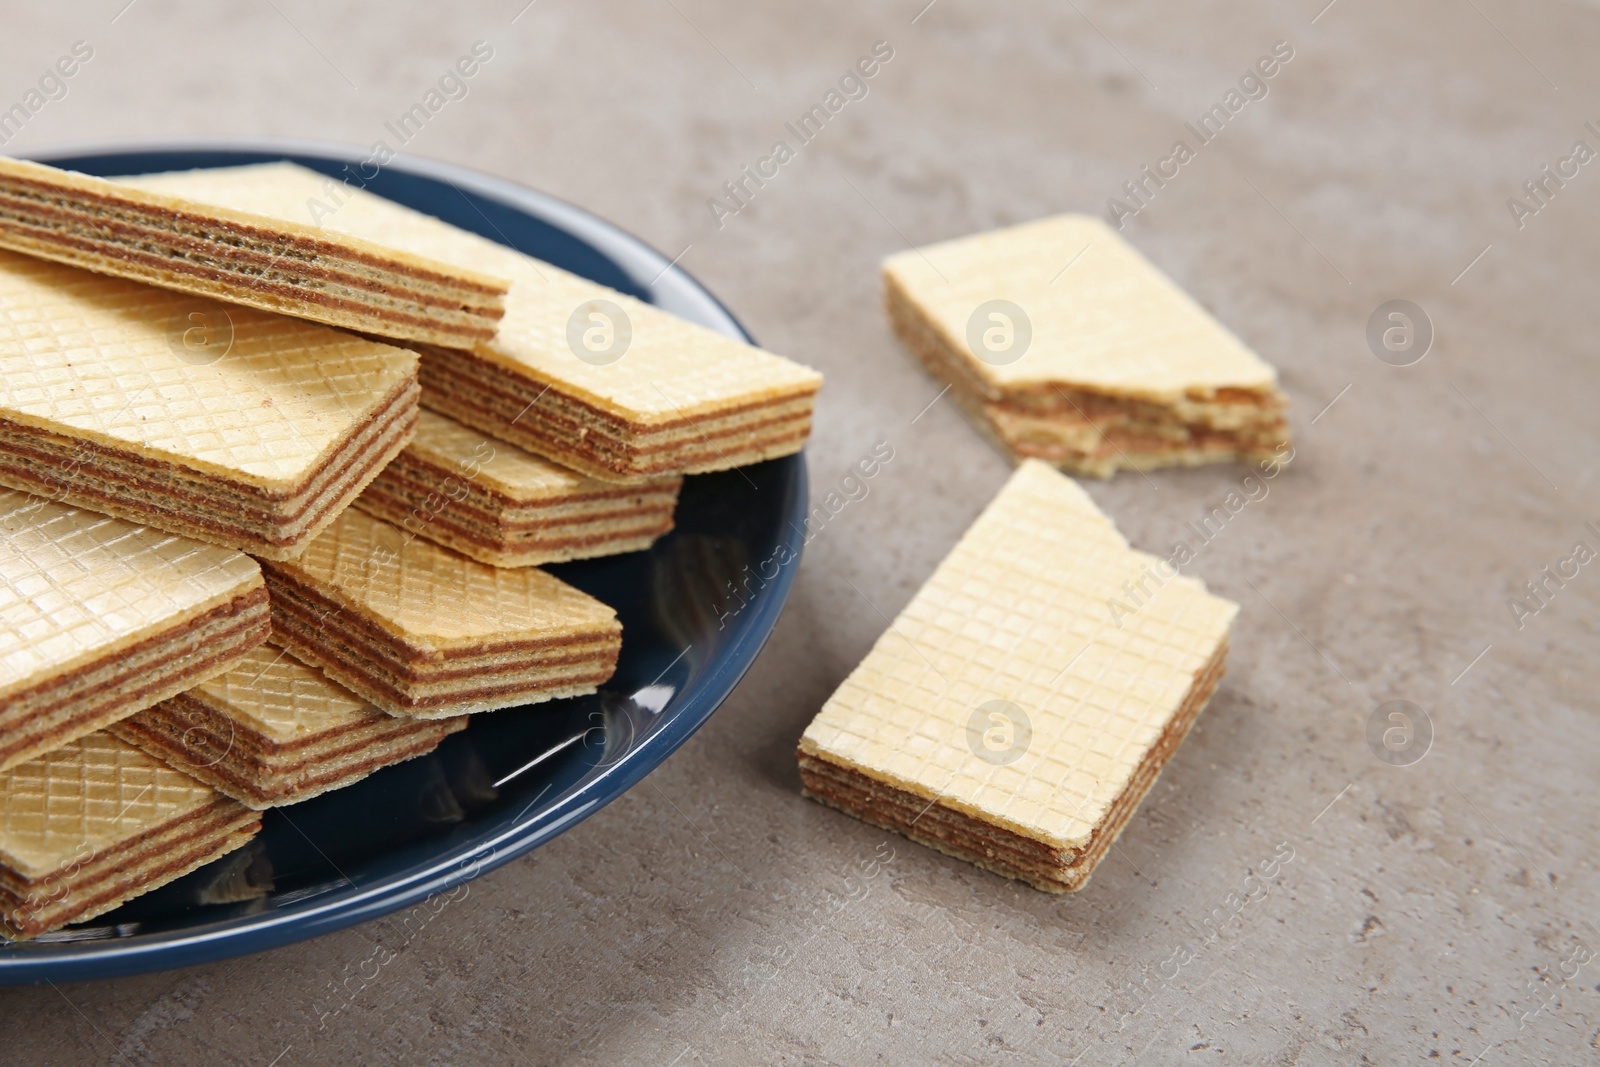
112,642,465,809
0,732,261,939
883,214,1290,478
122,163,824,482
259,507,622,718
798,460,1238,892
354,409,680,567
0,156,507,346
0,250,420,558
0,490,268,772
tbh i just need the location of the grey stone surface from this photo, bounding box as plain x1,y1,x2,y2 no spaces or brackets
2,1,1599,1063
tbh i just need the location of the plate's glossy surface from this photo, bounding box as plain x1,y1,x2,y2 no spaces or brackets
0,142,807,984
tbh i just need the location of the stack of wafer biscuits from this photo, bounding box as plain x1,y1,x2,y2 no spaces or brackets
0,732,260,939
124,163,825,483
0,490,268,772
354,409,680,567
884,214,1289,478
0,249,421,559
799,461,1237,892
261,507,622,718
112,643,465,808
0,157,508,346
0,151,826,938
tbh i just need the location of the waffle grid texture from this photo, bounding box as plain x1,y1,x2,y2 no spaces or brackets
187,642,382,743
800,460,1237,850
0,250,418,488
882,214,1279,399
0,490,260,698
404,409,657,500
266,507,618,651
0,732,218,880
125,164,823,424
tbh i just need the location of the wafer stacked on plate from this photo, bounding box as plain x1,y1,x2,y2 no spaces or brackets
0,153,823,937
354,409,681,568
0,249,421,559
112,642,466,808
260,507,622,718
0,157,509,346
0,732,262,939
124,163,825,482
0,487,270,773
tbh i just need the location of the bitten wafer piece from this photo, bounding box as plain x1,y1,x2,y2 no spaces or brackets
354,409,680,567
883,214,1290,478
260,507,622,718
0,732,260,939
0,156,507,346
123,164,824,483
0,251,420,558
112,642,465,809
0,490,268,772
798,461,1238,892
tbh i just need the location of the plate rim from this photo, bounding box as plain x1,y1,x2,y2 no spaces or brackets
0,138,808,984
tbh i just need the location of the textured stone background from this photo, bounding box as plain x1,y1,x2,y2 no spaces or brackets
2,0,1599,1063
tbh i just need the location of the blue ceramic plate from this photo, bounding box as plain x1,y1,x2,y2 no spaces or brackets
0,142,807,984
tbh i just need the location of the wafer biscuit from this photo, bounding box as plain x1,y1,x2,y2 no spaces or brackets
798,460,1237,892
0,490,268,772
113,642,464,808
0,250,420,558
260,507,622,718
0,732,260,939
883,214,1289,478
0,156,506,346
123,163,824,482
354,409,679,567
